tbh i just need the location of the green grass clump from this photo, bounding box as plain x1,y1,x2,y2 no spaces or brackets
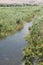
23,7,43,65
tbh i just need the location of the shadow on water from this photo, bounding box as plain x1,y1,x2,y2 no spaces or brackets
0,22,32,65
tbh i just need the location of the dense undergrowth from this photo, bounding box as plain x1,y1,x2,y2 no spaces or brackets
23,6,43,65
0,6,40,38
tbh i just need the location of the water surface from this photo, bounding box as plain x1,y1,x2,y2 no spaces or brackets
0,22,32,65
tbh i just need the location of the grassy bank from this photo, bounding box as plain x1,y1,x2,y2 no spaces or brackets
23,6,43,65
0,6,41,38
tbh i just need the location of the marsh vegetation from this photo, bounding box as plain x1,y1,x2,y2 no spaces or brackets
0,5,43,65
0,6,40,38
23,6,43,65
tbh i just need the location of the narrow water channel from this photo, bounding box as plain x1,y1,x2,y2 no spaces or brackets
0,22,32,65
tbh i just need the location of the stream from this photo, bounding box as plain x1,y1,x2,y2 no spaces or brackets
0,22,32,65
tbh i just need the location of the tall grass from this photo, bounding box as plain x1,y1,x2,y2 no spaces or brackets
0,6,41,38
23,6,43,65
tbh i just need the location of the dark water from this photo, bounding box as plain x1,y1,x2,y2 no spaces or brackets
0,22,32,65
